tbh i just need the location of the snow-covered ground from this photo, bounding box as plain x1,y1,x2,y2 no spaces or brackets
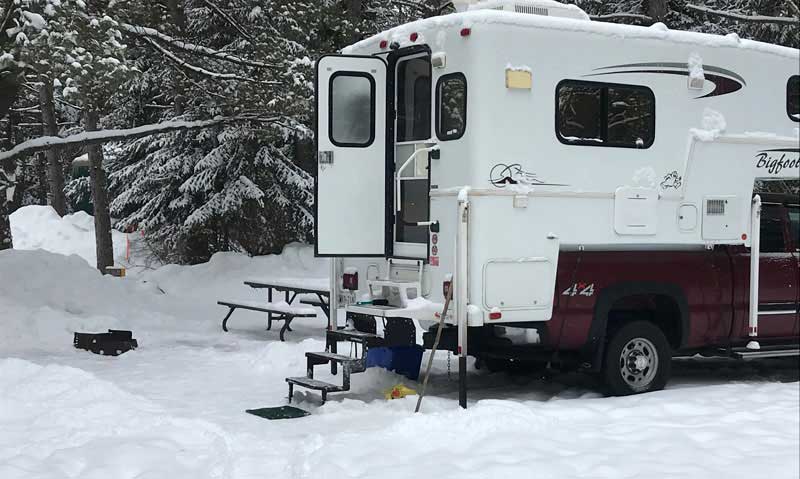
1,207,798,478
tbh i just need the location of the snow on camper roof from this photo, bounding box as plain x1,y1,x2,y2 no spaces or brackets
344,7,799,59
467,0,590,21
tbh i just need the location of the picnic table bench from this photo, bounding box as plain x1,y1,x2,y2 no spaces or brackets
218,278,331,341
218,300,317,341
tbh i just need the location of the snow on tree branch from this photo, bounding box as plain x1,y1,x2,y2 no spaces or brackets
685,4,800,25
120,23,276,69
0,116,280,162
142,37,278,84
590,13,655,24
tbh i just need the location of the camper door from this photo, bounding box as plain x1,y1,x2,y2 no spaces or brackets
315,55,388,257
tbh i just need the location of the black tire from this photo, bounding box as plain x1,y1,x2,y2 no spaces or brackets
602,321,672,396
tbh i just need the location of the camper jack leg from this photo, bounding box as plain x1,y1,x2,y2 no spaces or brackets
747,195,761,351
457,190,470,409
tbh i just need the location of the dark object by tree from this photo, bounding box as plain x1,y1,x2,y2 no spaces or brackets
74,329,138,356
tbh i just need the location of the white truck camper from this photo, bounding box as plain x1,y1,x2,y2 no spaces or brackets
289,0,800,407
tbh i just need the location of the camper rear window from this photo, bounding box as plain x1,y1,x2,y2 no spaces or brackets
436,73,467,141
556,80,655,149
329,72,375,147
788,76,800,122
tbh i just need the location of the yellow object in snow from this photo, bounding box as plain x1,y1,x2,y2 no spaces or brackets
384,384,418,400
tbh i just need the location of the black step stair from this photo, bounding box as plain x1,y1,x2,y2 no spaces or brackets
306,351,362,364
730,344,799,360
286,329,382,404
327,328,385,347
286,377,346,404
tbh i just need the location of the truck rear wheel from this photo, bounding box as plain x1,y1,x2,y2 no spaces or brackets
602,321,671,396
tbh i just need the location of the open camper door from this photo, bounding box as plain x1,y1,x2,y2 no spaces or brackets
315,55,388,257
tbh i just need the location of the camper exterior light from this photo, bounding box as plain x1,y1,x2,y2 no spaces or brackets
410,32,419,42
379,40,388,49
460,27,471,37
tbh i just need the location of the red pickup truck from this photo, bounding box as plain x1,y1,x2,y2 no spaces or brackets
428,193,799,395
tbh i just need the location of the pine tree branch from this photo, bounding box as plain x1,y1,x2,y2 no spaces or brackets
20,83,83,111
201,0,255,44
0,116,280,162
120,23,275,69
142,37,277,84
685,4,800,25
786,0,800,17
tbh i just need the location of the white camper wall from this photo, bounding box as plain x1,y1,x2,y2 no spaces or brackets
340,9,798,323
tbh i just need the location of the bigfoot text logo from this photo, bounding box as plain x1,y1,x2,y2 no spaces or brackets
755,149,800,175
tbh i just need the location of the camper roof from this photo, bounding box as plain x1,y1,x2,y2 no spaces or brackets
344,8,798,60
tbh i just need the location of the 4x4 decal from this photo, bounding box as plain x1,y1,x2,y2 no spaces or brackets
562,282,595,297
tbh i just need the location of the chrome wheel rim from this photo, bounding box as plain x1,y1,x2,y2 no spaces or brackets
619,337,658,391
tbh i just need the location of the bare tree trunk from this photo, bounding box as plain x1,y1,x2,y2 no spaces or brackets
644,0,669,22
0,107,13,250
0,194,11,250
85,110,114,272
346,0,363,41
35,152,47,205
39,79,67,216
167,0,187,115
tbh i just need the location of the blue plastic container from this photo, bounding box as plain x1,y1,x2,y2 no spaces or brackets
366,345,424,380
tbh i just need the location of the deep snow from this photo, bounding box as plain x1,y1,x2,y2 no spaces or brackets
0,207,798,478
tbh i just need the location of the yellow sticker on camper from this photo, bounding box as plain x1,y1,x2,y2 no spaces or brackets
505,69,532,89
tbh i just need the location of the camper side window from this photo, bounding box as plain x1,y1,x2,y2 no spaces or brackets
788,76,799,122
436,73,467,141
556,80,655,149
329,73,375,147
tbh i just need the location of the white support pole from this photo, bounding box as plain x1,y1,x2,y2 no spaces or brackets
747,195,761,350
329,257,339,330
456,190,470,408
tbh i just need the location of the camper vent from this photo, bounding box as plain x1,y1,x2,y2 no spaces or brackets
706,199,726,216
515,4,548,15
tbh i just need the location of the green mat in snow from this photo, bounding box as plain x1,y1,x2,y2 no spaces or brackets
246,406,310,420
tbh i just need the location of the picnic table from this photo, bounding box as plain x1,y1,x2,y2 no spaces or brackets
218,278,331,341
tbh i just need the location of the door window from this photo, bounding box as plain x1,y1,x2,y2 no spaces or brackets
760,205,787,253
329,73,375,147
396,178,430,244
787,206,799,251
396,57,431,142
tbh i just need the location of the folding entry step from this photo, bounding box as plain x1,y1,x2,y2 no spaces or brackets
285,377,346,404
286,329,382,404
327,328,385,347
728,344,799,360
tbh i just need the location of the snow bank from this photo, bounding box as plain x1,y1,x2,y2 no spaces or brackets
0,249,195,352
0,358,232,479
10,205,128,267
0,242,329,352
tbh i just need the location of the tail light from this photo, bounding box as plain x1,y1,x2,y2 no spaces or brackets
410,32,419,42
379,40,388,49
488,310,502,320
460,27,471,37
442,279,452,298
343,271,359,291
